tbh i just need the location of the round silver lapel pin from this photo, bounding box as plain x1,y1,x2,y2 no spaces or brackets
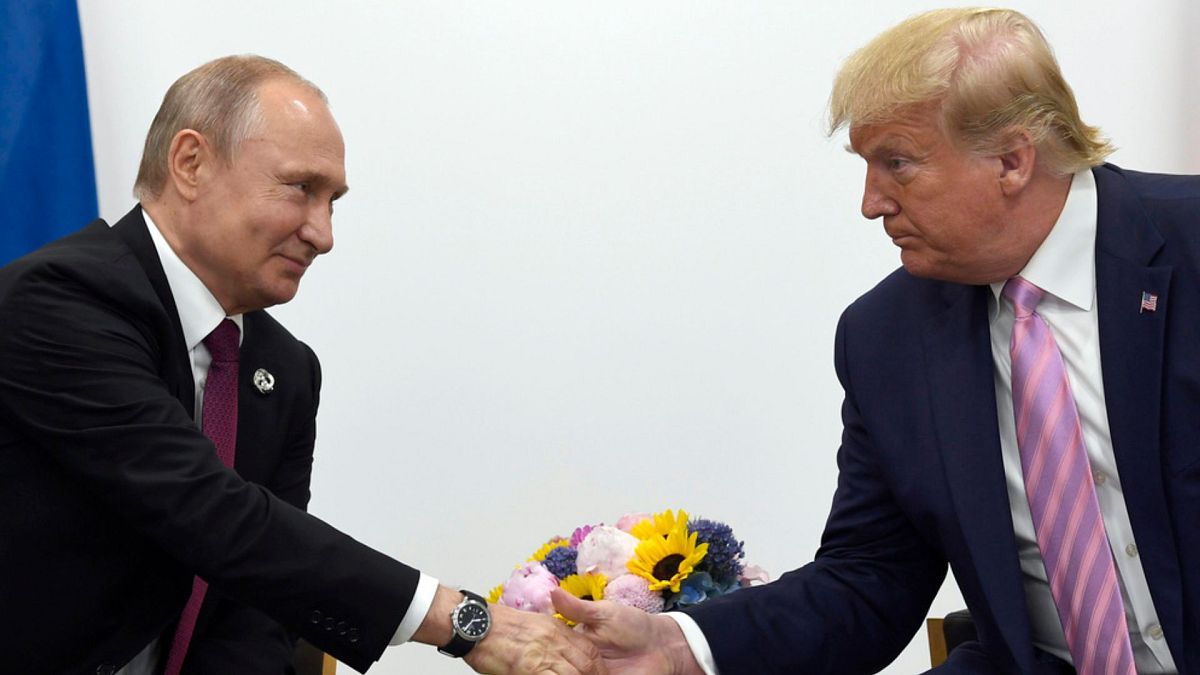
253,368,275,395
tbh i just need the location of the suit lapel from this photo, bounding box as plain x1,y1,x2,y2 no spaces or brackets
1092,166,1183,659
234,312,280,480
232,312,294,480
923,283,1037,670
111,205,195,416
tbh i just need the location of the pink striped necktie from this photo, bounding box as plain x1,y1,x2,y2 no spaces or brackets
163,319,240,675
1004,277,1135,675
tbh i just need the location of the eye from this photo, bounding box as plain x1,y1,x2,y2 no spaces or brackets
887,157,911,172
291,182,310,192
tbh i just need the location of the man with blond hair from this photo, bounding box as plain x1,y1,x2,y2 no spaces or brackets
0,55,603,675
556,8,1198,673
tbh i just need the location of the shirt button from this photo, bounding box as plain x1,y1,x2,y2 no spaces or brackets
1148,624,1164,640
1094,470,1107,486
1125,543,1138,557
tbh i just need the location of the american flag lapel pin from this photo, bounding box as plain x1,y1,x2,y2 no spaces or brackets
1139,291,1158,314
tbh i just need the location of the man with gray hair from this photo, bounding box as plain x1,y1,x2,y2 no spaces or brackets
557,8,1198,673
0,55,602,675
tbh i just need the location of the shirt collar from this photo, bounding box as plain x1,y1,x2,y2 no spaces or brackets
988,169,1097,315
142,209,243,350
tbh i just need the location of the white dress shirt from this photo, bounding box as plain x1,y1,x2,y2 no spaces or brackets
116,211,437,674
987,170,1175,673
671,170,1176,673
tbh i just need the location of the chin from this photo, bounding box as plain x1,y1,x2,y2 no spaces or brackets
899,253,934,278
899,252,965,283
254,283,301,311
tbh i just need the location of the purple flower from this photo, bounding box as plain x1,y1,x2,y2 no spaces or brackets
689,518,745,583
542,545,578,581
570,524,598,548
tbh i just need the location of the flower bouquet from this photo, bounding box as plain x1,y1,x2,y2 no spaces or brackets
492,509,767,620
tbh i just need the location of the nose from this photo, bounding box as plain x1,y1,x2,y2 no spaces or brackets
300,202,335,255
860,166,899,220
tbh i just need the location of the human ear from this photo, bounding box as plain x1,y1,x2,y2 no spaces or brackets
996,129,1037,196
165,129,209,201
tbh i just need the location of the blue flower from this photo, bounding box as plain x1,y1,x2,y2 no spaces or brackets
689,518,745,583
542,545,578,581
665,571,743,609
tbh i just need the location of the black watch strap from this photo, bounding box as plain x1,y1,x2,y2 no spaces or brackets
438,590,488,658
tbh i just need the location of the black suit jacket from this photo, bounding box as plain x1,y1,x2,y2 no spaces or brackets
685,165,1200,673
0,207,420,674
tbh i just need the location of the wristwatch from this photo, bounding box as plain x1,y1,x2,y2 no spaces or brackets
438,590,492,658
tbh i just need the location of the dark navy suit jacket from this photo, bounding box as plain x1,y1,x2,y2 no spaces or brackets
685,164,1200,674
0,207,420,674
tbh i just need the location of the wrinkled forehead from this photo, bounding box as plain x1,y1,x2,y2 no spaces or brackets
847,102,958,153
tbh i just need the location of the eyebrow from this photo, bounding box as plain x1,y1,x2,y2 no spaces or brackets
283,169,349,200
849,138,914,160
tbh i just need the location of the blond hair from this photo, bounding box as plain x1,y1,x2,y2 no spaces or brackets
828,8,1112,175
133,55,326,201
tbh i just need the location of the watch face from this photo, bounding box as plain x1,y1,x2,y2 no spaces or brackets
454,602,491,640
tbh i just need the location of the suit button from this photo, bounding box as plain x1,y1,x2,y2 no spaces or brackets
96,665,117,675
324,617,335,631
348,628,360,644
337,620,348,635
310,610,323,624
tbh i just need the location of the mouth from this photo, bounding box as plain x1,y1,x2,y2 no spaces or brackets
278,253,312,274
884,227,912,245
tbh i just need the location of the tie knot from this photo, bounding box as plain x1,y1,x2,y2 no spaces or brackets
1003,277,1044,318
203,319,240,363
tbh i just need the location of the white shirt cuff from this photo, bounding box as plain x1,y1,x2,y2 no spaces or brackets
390,573,439,644
664,612,719,675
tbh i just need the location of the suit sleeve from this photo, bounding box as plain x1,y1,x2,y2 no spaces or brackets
0,257,416,673
683,311,947,673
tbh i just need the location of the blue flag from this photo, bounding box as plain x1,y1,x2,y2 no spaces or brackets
1,0,98,265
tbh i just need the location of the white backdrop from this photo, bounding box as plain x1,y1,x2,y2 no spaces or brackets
76,2,1196,673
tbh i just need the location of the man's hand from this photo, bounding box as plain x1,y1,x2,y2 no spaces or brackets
463,602,606,675
552,589,705,675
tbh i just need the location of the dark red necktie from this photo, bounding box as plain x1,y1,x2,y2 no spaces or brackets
163,319,240,675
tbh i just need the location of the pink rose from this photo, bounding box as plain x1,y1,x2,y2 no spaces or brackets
575,525,639,579
615,512,652,533
499,562,560,614
740,564,770,586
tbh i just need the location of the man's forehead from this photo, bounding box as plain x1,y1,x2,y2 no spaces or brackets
848,109,944,154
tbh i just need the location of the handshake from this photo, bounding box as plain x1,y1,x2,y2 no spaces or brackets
439,585,700,675
426,510,764,674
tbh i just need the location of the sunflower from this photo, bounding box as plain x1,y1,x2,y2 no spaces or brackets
627,523,708,593
554,572,607,626
559,573,607,602
630,508,690,541
528,537,569,563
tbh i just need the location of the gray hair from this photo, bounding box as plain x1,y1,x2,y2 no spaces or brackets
133,55,327,201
